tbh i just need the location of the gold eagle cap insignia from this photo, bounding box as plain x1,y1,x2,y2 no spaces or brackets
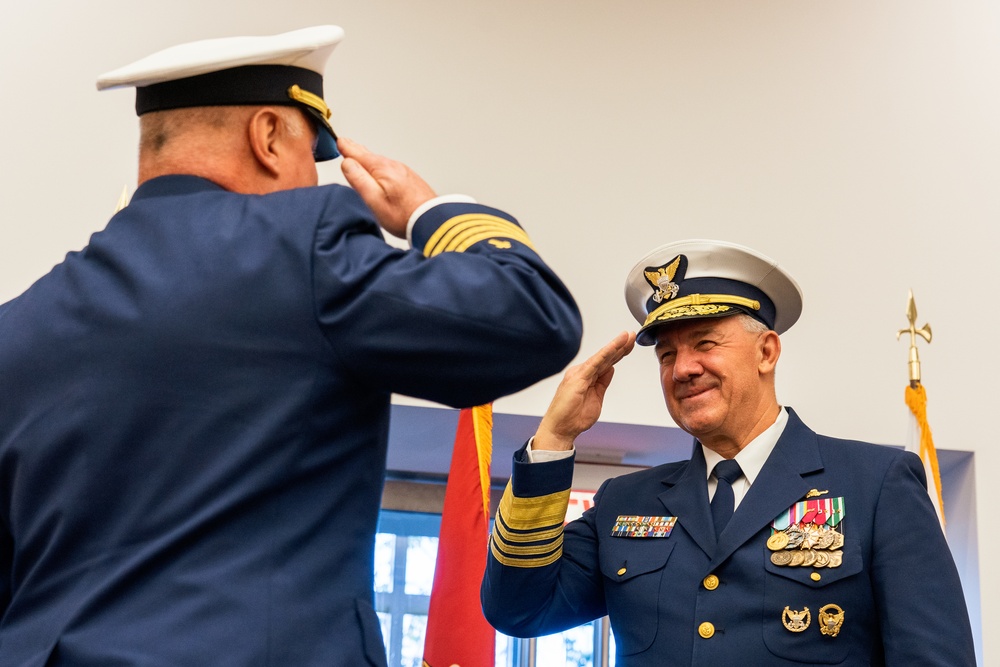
644,255,683,304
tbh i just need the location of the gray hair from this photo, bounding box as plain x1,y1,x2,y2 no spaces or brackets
139,105,307,154
739,313,771,335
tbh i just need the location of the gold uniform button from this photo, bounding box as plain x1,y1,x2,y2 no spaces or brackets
617,567,627,576
811,572,822,582
698,622,715,639
702,574,719,590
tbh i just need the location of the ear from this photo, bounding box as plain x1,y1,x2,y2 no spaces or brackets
247,108,283,179
758,330,781,374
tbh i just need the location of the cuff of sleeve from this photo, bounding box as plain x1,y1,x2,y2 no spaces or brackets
406,194,477,245
512,440,575,497
525,436,576,463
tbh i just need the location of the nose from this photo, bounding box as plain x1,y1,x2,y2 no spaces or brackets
672,347,702,383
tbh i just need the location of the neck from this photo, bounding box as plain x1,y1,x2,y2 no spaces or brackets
701,401,781,459
139,149,269,194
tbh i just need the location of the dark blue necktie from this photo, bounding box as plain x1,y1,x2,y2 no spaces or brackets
711,459,743,539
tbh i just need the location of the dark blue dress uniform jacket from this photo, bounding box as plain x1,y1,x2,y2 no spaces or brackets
483,408,976,666
0,175,582,666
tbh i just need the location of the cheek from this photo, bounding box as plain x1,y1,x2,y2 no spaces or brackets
659,371,680,409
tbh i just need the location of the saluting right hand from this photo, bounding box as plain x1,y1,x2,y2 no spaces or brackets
338,137,437,239
533,331,637,452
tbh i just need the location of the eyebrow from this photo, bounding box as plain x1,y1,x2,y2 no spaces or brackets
655,324,724,349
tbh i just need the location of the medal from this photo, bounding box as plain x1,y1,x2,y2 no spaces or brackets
782,606,811,632
768,496,847,570
767,532,790,551
815,529,836,550
771,550,793,566
818,604,845,637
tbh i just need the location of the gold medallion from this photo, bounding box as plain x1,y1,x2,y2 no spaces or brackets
819,604,844,637
771,550,793,566
782,606,811,632
815,530,836,550
770,551,793,566
800,550,818,567
767,532,790,551
813,551,831,567
826,550,843,568
831,532,845,549
789,550,806,567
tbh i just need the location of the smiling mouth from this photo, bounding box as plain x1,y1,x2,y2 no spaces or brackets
676,385,715,401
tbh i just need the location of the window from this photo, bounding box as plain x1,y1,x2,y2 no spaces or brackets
375,509,616,667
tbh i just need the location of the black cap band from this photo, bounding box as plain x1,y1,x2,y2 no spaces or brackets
135,64,324,115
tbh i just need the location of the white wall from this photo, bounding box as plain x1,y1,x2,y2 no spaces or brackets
2,1,997,663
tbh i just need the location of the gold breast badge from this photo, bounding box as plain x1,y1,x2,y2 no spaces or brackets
782,606,811,632
818,604,844,637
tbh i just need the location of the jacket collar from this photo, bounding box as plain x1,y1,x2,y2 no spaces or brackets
657,407,824,562
130,175,226,202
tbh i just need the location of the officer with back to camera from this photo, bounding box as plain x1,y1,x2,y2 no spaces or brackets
0,25,582,666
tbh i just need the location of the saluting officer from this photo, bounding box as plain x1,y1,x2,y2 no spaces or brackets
482,239,975,666
0,25,582,667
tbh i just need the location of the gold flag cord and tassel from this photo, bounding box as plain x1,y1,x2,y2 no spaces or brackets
897,290,945,529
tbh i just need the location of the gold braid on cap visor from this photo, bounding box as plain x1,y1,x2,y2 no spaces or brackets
643,294,761,327
287,84,331,119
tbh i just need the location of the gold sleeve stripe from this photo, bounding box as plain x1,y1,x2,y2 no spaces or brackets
423,214,534,256
493,515,564,545
424,215,531,255
434,220,531,253
489,536,564,568
445,229,529,254
490,530,563,557
434,221,533,255
492,512,563,549
496,483,571,532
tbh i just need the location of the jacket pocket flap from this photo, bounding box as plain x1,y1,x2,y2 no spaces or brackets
599,540,675,582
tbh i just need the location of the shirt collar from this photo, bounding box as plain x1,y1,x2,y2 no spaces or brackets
702,406,788,483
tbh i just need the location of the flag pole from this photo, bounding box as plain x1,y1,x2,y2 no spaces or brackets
897,291,945,530
896,289,931,388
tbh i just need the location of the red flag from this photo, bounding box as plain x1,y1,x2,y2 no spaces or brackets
422,405,495,667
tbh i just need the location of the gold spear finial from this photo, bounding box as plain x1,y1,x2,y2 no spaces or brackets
114,185,130,213
896,289,932,388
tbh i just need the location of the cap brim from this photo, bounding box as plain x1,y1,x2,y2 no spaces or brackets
635,305,759,346
304,107,339,161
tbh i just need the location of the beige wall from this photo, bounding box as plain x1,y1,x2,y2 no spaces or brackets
3,1,997,663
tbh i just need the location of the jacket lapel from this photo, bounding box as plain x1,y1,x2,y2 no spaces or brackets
658,442,715,558
709,408,825,569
